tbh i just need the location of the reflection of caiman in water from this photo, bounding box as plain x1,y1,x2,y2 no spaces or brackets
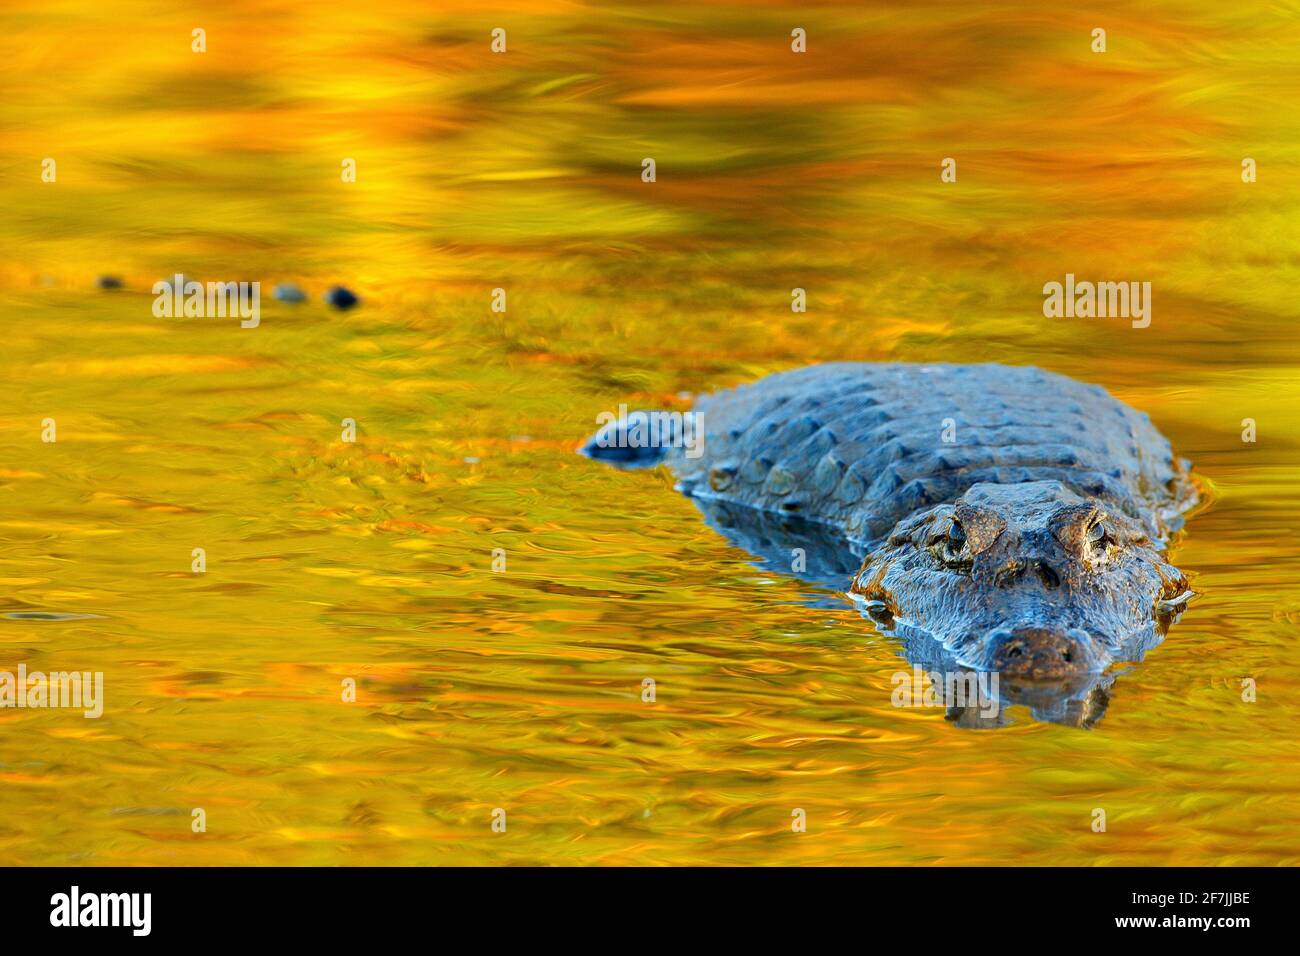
581,363,1200,728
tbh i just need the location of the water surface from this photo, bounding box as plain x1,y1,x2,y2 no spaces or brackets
0,0,1297,865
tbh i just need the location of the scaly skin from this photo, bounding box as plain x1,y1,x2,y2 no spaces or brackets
666,363,1195,548
585,363,1199,691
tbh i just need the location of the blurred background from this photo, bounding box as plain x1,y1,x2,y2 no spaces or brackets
0,0,1297,864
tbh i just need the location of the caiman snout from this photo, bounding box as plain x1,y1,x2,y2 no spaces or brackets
989,626,1095,679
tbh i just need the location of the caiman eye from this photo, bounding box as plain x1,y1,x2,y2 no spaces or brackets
1086,517,1116,557
929,518,972,570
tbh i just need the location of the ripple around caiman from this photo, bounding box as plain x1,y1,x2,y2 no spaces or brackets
582,362,1202,728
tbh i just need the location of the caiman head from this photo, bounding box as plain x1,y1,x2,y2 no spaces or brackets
849,480,1192,679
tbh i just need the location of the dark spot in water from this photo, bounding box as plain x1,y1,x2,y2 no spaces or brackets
174,671,227,685
345,802,381,827
273,282,307,303
4,611,104,621
324,285,359,310
96,275,123,289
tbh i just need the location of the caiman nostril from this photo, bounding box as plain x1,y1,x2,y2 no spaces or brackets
994,561,1025,587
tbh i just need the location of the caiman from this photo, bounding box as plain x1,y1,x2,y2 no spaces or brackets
581,363,1200,726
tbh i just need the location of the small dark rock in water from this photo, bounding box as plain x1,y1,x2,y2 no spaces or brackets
4,611,104,621
324,285,359,310
273,282,307,303
96,276,123,289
